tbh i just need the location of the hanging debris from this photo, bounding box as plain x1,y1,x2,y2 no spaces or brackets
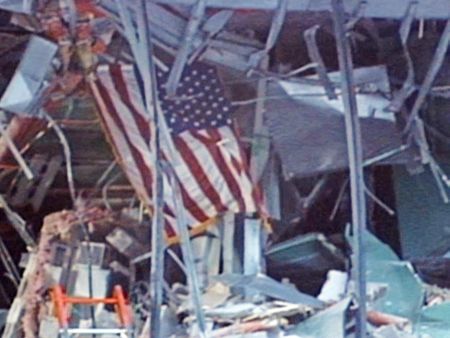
0,1,449,337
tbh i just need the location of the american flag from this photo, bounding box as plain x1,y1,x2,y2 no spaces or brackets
89,62,258,237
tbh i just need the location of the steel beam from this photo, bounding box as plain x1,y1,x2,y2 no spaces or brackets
0,194,36,248
135,1,167,337
304,25,336,99
249,0,288,68
0,235,20,287
148,0,450,19
165,163,207,337
331,0,367,337
405,19,450,132
165,0,206,97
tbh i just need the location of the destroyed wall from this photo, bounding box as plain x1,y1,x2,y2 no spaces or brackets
0,1,449,338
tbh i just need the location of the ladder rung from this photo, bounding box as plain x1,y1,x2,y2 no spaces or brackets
60,328,129,335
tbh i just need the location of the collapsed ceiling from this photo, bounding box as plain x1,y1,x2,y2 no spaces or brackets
0,0,449,338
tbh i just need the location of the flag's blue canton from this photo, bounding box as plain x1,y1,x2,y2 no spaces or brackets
156,62,233,134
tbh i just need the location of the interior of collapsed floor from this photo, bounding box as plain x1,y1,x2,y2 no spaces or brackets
0,1,450,337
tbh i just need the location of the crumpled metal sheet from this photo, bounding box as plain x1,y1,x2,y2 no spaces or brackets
0,0,35,14
353,230,424,322
137,0,450,20
213,273,324,309
415,302,450,338
368,262,423,322
99,0,260,71
266,233,345,273
265,81,414,178
393,165,450,259
278,66,394,121
0,35,57,115
266,233,346,295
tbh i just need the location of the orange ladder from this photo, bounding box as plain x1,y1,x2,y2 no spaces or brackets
50,285,133,337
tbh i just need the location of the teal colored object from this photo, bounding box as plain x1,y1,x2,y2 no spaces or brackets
393,165,450,258
266,233,345,271
351,230,424,321
367,261,423,321
415,303,450,338
362,226,399,262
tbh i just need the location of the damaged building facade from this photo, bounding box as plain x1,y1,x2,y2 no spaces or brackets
0,0,449,337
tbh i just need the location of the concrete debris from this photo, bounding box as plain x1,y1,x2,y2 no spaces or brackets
204,303,259,320
207,318,286,338
214,274,324,309
202,282,232,309
106,228,148,259
5,208,450,338
37,316,58,338
424,284,450,307
317,270,348,303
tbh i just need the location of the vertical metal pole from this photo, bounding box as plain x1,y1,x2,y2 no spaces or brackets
137,1,165,337
331,1,367,337
249,57,270,183
166,164,207,337
0,235,20,286
243,218,262,276
221,213,237,274
120,1,209,336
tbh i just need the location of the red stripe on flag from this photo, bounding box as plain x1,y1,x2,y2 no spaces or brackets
95,78,154,196
230,128,262,212
192,129,246,213
173,136,227,214
110,66,152,143
179,183,210,222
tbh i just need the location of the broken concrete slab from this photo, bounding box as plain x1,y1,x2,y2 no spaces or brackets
202,282,232,309
317,270,348,303
106,228,147,259
38,316,59,338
